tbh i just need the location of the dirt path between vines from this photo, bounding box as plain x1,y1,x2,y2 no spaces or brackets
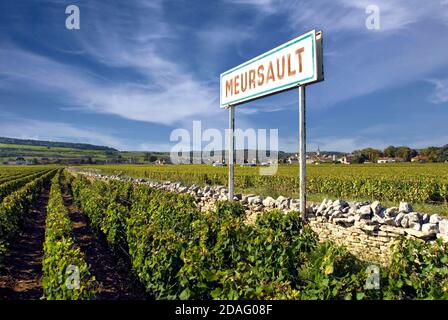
0,187,49,300
61,183,145,300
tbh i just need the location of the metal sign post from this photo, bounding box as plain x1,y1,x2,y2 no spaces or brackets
220,30,323,208
228,105,235,201
299,85,306,220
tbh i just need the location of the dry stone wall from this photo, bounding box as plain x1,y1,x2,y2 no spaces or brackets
309,220,397,265
69,168,448,266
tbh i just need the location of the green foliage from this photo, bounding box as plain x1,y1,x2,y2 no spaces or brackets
0,167,47,184
68,174,448,301
0,169,51,202
440,145,448,162
421,146,442,163
42,172,97,300
383,146,397,158
395,146,416,161
298,242,371,300
352,148,383,163
69,176,369,300
382,238,448,299
126,186,200,299
195,208,318,300
0,169,55,264
70,175,133,253
4,167,447,300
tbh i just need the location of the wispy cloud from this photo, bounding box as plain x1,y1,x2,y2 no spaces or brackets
222,0,448,110
138,142,174,152
238,101,294,115
227,0,448,33
224,0,277,14
1,0,447,152
0,44,218,126
308,137,389,153
0,1,220,126
427,78,448,104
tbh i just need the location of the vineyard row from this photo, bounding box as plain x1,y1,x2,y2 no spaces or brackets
65,172,448,299
0,169,56,259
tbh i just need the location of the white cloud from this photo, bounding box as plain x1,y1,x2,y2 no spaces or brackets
0,1,222,126
226,0,448,33
0,46,219,126
305,136,398,153
412,134,448,149
225,0,277,14
238,102,292,115
2,0,448,151
427,78,448,104
219,0,448,110
196,26,252,53
138,142,174,152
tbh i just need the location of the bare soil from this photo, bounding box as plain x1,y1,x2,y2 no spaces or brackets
0,187,49,300
61,183,146,300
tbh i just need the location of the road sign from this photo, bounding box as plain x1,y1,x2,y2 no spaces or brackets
223,30,323,220
220,30,323,108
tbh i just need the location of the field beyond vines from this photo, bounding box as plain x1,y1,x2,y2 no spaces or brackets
81,163,448,215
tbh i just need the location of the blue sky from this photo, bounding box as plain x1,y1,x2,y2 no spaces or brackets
0,0,447,152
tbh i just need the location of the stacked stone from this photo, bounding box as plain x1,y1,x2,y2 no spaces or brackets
311,198,448,242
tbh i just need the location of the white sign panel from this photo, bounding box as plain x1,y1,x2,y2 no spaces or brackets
220,30,323,108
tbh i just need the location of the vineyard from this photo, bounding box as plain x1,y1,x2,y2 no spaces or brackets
0,167,56,258
83,163,448,209
1,165,448,300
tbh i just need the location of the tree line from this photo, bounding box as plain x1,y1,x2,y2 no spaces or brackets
352,145,448,163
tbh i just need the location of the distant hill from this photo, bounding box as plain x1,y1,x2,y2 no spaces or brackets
0,136,171,165
0,136,117,151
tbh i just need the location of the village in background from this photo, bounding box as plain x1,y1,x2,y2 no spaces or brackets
1,136,447,166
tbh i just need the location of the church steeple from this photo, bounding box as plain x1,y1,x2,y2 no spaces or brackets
317,145,320,156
